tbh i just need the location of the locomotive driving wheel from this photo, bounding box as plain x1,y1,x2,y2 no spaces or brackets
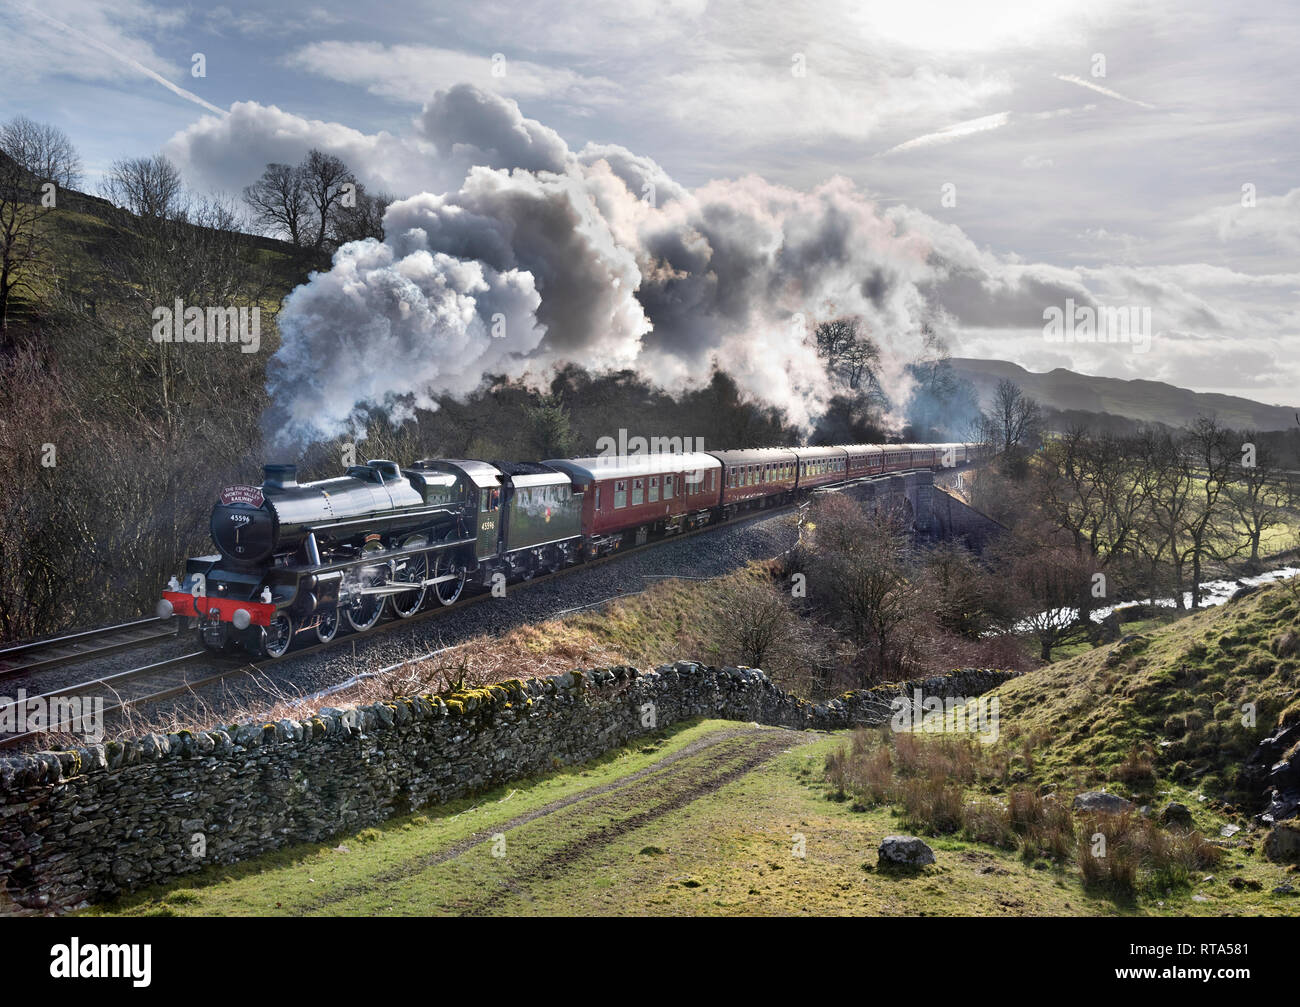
431,533,466,606
315,606,339,643
390,535,428,618
345,541,387,632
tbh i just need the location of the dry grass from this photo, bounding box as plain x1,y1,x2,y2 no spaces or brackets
1074,811,1222,897
825,727,1223,897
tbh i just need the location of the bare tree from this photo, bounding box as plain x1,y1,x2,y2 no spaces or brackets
982,378,1042,458
331,184,392,245
815,317,857,373
840,332,880,391
301,149,357,253
243,162,310,247
717,576,799,669
1226,431,1288,570
1037,426,1144,627
994,536,1094,661
809,495,918,680
1181,415,1239,607
100,154,183,219
0,115,81,335
921,541,988,638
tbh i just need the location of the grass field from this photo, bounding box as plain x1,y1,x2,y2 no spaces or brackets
83,717,1299,917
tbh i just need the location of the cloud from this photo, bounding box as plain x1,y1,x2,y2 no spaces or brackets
8,1,214,110
1053,73,1155,110
416,85,573,174
285,41,622,108
883,111,1011,155
1192,187,1300,252
163,101,445,199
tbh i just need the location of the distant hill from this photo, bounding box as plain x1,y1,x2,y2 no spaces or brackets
951,358,1299,432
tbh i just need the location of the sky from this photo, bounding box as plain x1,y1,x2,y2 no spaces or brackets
3,0,1299,416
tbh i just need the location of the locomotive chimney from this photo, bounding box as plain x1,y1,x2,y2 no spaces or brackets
263,464,298,489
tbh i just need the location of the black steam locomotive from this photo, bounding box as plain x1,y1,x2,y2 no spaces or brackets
159,457,583,658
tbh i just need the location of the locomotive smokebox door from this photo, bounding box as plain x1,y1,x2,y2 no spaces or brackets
211,485,276,564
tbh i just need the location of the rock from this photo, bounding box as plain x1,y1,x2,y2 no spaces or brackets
1220,823,1241,838
1243,721,1300,825
1161,802,1194,829
1264,822,1300,864
1273,883,1296,896
878,835,935,869
1072,791,1135,814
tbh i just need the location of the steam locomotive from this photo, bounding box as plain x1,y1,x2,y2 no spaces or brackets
157,441,988,658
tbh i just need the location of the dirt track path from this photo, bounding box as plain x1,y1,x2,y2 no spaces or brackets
296,724,807,916
463,726,808,916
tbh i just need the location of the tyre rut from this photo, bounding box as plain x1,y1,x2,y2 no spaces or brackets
294,723,787,915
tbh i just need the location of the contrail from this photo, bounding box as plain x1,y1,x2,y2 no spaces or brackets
883,111,1011,155
23,6,226,116
1054,74,1154,110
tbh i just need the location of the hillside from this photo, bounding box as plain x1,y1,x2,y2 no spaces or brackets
992,581,1300,799
951,357,1299,431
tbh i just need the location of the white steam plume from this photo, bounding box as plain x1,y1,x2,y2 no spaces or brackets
265,84,941,448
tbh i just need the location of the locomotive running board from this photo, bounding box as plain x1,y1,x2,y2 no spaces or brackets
278,534,478,577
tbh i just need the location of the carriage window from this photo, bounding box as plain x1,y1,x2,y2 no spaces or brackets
664,475,674,499
632,478,644,505
649,476,659,503
614,480,627,508
709,469,716,491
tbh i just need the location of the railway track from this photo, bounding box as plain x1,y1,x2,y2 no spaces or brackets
0,617,178,681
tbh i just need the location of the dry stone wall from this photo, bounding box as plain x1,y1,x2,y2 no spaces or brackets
0,663,1015,912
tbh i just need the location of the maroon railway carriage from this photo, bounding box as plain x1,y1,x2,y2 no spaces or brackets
843,444,887,479
545,452,721,555
879,444,910,472
709,448,799,513
901,443,937,468
791,445,848,489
